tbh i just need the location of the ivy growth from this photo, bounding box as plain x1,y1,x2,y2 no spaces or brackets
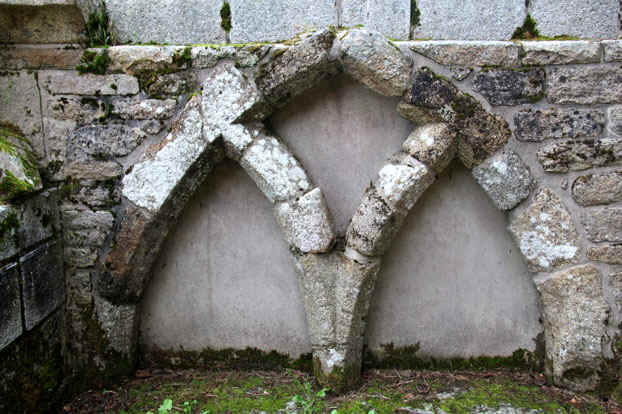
220,1,232,32
512,14,540,39
76,50,110,75
85,0,116,47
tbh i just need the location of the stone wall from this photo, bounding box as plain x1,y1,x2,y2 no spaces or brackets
1,0,622,406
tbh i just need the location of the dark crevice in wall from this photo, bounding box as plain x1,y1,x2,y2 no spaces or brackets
220,1,231,43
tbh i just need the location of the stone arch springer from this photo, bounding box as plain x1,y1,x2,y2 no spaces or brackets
91,28,607,392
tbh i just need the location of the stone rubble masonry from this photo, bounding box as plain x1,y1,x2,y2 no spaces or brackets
339,29,412,97
401,123,456,173
582,207,622,243
529,0,618,40
412,0,526,40
537,138,622,173
571,171,622,206
62,203,114,249
519,41,602,65
509,188,581,272
239,133,311,203
535,264,609,391
547,65,622,105
39,70,139,96
256,29,338,110
275,188,335,254
229,0,337,43
103,0,225,44
110,97,177,120
19,240,64,331
0,263,22,352
513,108,605,142
409,41,521,67
608,106,622,137
0,206,19,262
341,0,410,40
472,68,545,106
472,150,533,211
587,245,622,264
603,40,622,62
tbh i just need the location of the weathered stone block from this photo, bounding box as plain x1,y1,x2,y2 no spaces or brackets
583,207,622,243
603,40,622,62
17,191,59,250
276,188,335,253
257,29,338,109
62,205,113,248
0,126,43,201
520,41,601,65
346,186,403,257
0,71,43,158
509,188,580,272
221,124,261,160
473,150,532,211
409,41,520,67
64,246,97,268
68,179,119,209
0,44,82,70
608,106,622,137
20,241,64,330
529,0,618,39
413,0,525,40
110,97,177,120
66,124,147,167
229,0,337,43
473,68,545,106
402,123,456,173
93,295,137,355
122,97,215,212
547,65,622,105
106,45,188,73
341,0,410,40
535,265,608,391
513,108,605,142
339,29,412,97
39,70,139,96
240,133,311,203
375,159,434,213
0,205,19,261
46,95,107,125
587,245,622,264
0,263,21,352
102,0,225,44
144,72,195,97
572,171,622,206
0,2,85,43
537,138,622,173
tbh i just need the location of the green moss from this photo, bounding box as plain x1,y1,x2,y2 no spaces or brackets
220,1,232,33
85,0,116,47
512,14,540,39
363,343,543,372
76,49,110,75
410,0,421,28
172,46,192,68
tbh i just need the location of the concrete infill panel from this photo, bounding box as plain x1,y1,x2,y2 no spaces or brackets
102,0,225,44
229,0,337,43
0,1,85,44
413,0,526,40
529,0,618,39
20,241,64,331
0,263,21,352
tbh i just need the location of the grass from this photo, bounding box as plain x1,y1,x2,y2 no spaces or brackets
63,369,616,414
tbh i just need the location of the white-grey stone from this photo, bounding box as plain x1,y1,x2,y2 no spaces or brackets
221,123,261,160
339,29,412,97
191,46,236,69
520,41,601,65
341,0,410,40
473,150,532,211
111,97,177,120
376,160,434,213
39,70,139,96
402,123,456,173
509,188,580,272
94,295,137,355
66,124,148,162
239,133,311,203
535,265,608,391
547,65,622,105
122,97,209,212
229,0,337,43
582,207,622,242
275,188,335,253
513,108,605,142
46,95,107,124
603,40,622,62
409,41,520,67
413,0,526,40
0,263,21,352
608,105,622,137
106,45,187,73
0,71,43,158
102,0,225,44
529,0,618,39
